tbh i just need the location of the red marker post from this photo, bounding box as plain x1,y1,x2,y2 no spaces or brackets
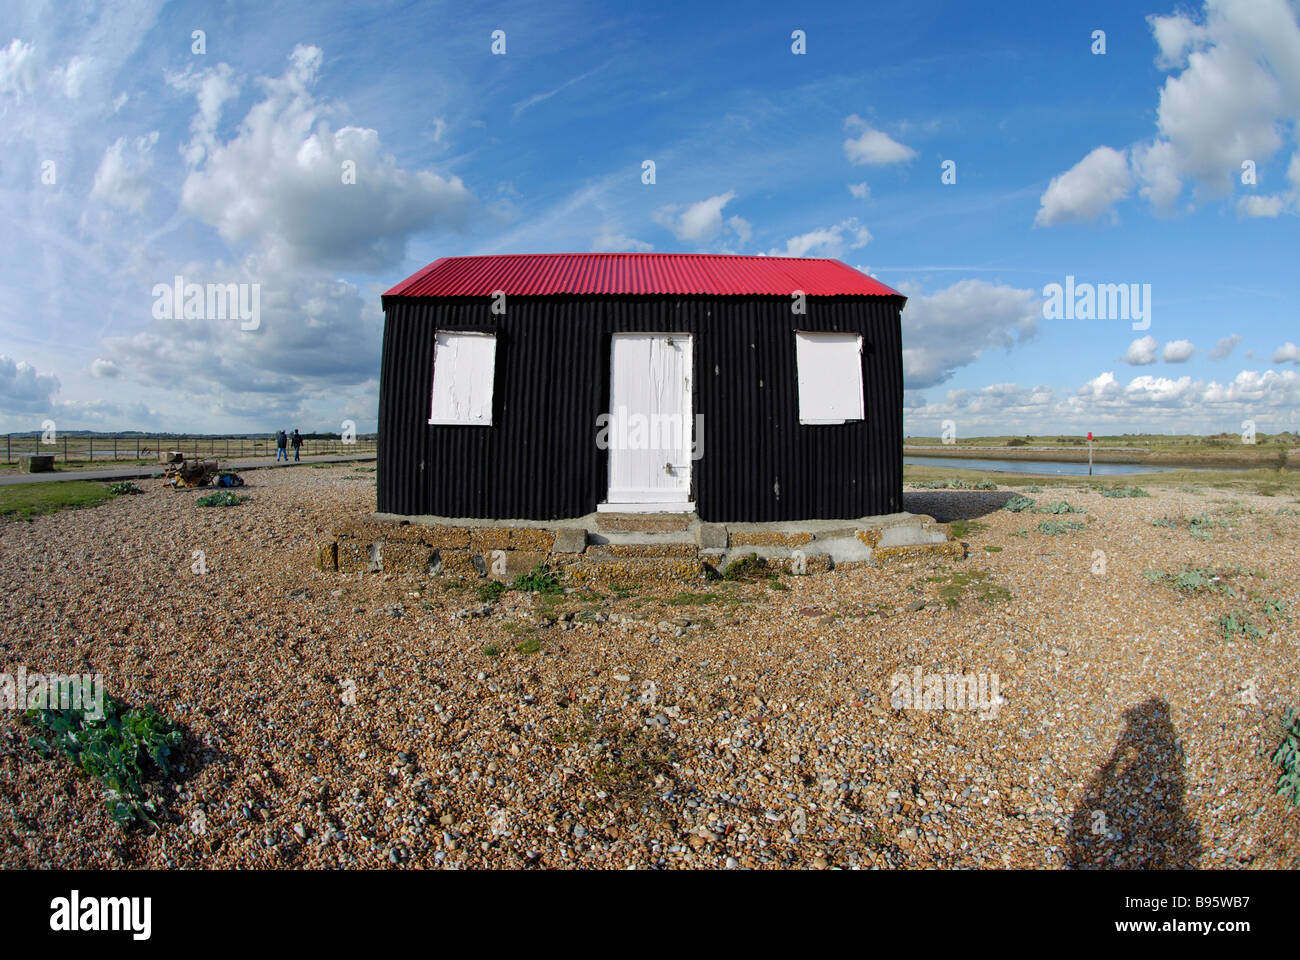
1087,431,1094,476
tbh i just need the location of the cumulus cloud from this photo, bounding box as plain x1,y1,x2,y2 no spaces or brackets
591,230,653,252
842,116,916,166
175,46,473,272
1273,341,1300,363
1035,146,1132,226
1045,1,1300,222
1124,335,1160,365
90,358,120,378
767,217,870,259
0,355,60,412
1163,339,1196,362
1209,334,1242,359
652,191,747,245
848,182,870,200
90,132,160,213
897,280,1040,389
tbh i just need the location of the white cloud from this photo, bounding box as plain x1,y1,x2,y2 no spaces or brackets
1209,334,1242,359
591,230,653,252
767,217,870,259
0,39,37,102
0,355,60,411
1162,338,1196,362
175,46,473,272
652,190,745,245
1273,341,1300,363
842,116,916,166
848,182,870,200
90,358,120,378
897,279,1040,389
1124,335,1160,365
90,132,160,213
1237,193,1287,217
1035,146,1132,226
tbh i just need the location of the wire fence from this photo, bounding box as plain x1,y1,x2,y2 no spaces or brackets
4,435,378,465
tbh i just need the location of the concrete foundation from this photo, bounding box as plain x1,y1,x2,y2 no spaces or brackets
318,510,965,583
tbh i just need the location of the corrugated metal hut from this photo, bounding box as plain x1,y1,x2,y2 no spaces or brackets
377,253,905,522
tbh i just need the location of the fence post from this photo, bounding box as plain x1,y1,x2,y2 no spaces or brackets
113,437,117,460
64,436,67,462
5,434,8,464
136,438,140,461
89,437,92,462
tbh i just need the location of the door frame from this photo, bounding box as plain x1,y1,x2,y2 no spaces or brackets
598,331,695,513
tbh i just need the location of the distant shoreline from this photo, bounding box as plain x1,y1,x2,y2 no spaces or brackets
903,444,1296,470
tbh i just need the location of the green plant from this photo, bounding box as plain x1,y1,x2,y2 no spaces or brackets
475,580,508,602
1034,501,1084,514
1003,496,1036,513
514,636,542,654
767,575,788,591
196,491,248,508
513,564,564,594
481,644,500,657
982,544,1003,552
1152,517,1177,528
1035,520,1084,535
723,552,768,581
924,568,1010,608
107,481,142,496
1216,612,1264,641
1023,485,1043,493
25,696,182,827
1271,708,1300,809
1101,486,1150,498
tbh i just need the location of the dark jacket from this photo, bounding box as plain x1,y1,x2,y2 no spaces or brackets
276,431,287,448
291,431,303,448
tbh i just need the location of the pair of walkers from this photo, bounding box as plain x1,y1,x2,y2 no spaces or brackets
275,429,302,461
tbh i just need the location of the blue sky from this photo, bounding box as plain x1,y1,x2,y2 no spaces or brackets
1,0,1297,435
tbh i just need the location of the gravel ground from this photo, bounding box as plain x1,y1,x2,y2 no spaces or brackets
1,465,1297,869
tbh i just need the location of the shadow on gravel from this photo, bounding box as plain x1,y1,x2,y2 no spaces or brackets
1067,697,1202,869
903,490,1016,523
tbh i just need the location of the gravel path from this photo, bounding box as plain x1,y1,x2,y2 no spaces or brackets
1,466,1296,869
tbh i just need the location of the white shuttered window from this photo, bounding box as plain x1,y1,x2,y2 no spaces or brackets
430,331,496,425
794,331,864,425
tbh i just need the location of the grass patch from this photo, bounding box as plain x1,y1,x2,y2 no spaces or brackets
514,636,543,654
196,491,248,508
1100,486,1150,498
923,568,1011,608
982,544,1003,552
481,644,500,657
25,695,182,827
948,518,988,539
667,591,719,606
0,480,116,520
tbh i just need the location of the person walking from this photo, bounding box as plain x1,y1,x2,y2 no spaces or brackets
275,429,288,462
291,429,303,461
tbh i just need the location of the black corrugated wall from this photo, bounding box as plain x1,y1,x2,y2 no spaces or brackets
377,294,903,522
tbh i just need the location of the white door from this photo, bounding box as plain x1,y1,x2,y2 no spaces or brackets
603,333,693,510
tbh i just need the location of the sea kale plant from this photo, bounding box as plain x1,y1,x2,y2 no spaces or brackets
26,695,182,827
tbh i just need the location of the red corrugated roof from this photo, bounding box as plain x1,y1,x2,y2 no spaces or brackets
383,254,903,299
